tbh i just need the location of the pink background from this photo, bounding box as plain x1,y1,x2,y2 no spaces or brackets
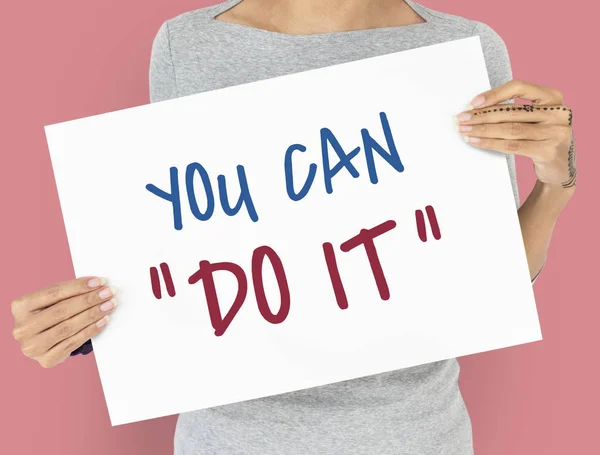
1,1,597,453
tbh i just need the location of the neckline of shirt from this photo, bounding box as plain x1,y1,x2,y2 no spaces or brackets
206,0,436,40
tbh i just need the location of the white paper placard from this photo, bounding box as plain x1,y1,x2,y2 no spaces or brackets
45,37,541,426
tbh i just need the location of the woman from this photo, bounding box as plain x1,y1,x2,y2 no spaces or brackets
11,0,576,453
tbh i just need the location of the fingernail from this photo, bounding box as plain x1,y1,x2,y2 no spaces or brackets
88,277,107,288
100,299,117,312
96,315,110,328
456,112,471,122
98,286,117,300
458,125,473,132
464,136,481,143
469,96,485,108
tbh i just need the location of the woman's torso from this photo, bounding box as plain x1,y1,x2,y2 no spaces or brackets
149,1,519,453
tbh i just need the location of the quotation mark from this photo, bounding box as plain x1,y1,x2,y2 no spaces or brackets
150,262,176,299
415,205,441,242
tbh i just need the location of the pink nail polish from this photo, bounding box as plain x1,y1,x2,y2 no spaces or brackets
96,316,110,328
465,136,481,143
98,286,115,300
456,112,471,122
88,277,106,288
100,299,116,312
458,125,473,132
470,96,485,108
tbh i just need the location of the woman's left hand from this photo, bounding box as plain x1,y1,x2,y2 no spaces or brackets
456,79,577,190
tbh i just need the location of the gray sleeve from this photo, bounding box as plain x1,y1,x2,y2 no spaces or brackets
149,21,178,103
474,22,520,209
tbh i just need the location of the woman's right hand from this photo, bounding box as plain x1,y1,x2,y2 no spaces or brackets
11,277,117,368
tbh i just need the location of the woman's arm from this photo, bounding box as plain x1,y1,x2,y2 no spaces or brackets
518,180,574,280
149,21,178,103
473,24,576,282
458,79,576,281
11,278,116,367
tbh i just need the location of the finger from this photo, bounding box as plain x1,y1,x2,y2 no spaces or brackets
458,122,570,142
457,104,572,126
16,277,107,313
37,316,110,368
463,136,549,158
468,79,563,109
32,298,117,354
28,285,117,333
